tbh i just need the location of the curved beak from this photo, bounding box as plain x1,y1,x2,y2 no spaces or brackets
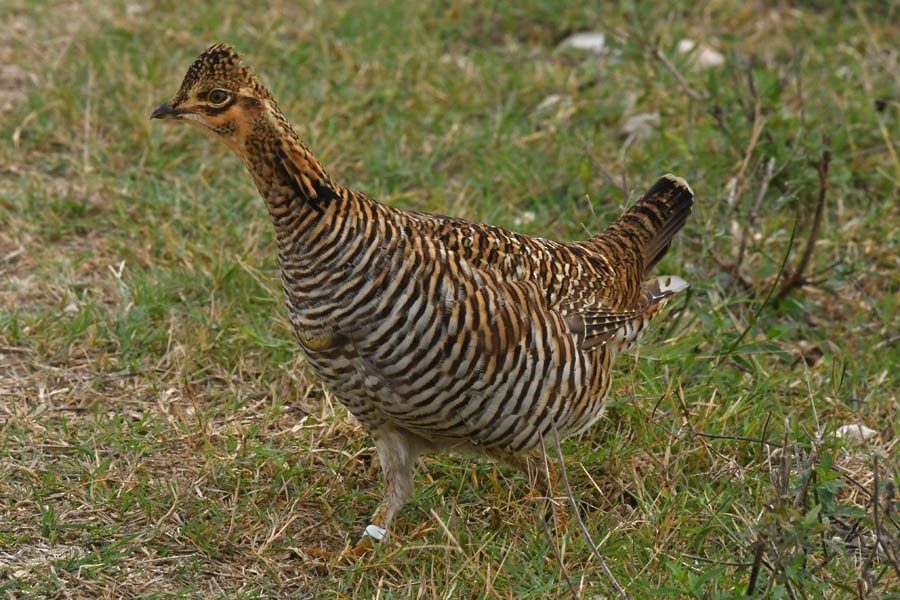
150,102,180,120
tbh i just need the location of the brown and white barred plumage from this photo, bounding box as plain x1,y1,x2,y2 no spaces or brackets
152,44,694,549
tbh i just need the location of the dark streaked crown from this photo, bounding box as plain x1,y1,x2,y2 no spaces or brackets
170,43,273,106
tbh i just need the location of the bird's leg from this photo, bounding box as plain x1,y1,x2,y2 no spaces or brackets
534,456,568,531
306,428,422,561
488,449,567,530
354,429,421,546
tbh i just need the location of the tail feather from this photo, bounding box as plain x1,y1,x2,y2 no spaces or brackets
642,275,689,305
601,174,694,275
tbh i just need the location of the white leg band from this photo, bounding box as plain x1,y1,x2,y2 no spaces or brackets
364,524,388,542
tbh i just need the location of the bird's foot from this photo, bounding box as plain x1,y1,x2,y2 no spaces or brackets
524,487,568,531
301,524,387,562
547,497,569,533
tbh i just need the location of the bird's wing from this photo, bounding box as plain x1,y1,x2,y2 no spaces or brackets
563,307,641,350
562,275,689,350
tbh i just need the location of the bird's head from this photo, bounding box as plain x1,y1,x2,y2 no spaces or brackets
151,44,275,156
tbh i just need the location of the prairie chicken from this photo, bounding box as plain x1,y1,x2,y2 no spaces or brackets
152,44,693,553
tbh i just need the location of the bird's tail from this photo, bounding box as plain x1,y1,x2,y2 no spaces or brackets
597,174,694,275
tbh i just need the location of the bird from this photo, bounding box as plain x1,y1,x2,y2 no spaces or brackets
151,44,693,556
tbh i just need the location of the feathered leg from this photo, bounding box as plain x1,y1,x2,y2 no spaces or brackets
487,449,567,530
360,428,424,543
308,427,425,560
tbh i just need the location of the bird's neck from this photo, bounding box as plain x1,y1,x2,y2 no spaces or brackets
238,115,343,242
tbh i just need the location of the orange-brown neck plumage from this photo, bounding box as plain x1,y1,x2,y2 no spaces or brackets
236,103,341,226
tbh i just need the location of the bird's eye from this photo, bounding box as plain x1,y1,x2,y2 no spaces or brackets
208,89,230,106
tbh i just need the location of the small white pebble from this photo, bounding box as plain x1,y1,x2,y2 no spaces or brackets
532,94,575,123
677,39,698,54
619,112,660,143
696,46,725,68
835,424,877,442
512,210,537,228
677,38,725,68
534,94,565,114
559,32,606,54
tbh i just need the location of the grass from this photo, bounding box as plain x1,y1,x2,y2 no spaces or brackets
1,0,898,597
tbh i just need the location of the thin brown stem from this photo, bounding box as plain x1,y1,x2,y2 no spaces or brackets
872,457,900,580
776,141,831,299
736,157,776,269
792,433,821,510
746,538,766,595
547,425,628,599
651,47,707,101
536,433,580,600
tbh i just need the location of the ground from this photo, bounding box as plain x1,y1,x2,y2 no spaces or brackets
0,1,898,598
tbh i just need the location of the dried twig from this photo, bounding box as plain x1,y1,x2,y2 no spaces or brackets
778,422,792,499
576,133,629,201
688,429,785,449
782,575,799,600
681,553,755,567
730,103,766,209
536,434,580,600
746,538,766,595
428,508,465,555
776,142,831,300
791,431,823,510
736,157,776,269
719,198,800,359
651,47,707,102
535,494,580,599
871,457,900,580
548,425,628,599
